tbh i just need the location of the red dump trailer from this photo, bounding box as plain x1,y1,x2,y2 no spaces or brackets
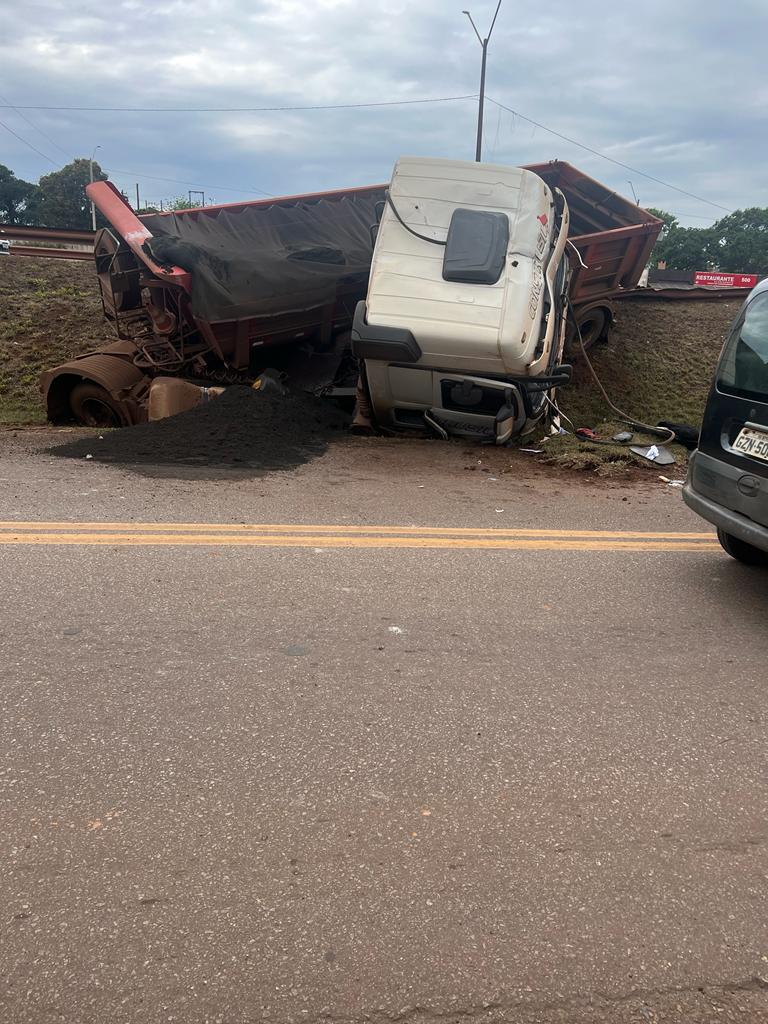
41,163,661,427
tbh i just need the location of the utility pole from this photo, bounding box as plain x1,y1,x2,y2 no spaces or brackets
463,0,503,162
89,145,101,231
135,183,140,210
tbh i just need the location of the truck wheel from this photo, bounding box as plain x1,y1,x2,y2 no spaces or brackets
574,307,608,351
716,528,768,566
69,382,125,428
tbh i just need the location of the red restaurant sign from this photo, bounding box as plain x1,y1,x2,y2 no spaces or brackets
694,271,760,289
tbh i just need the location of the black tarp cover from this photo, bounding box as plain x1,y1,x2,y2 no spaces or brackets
140,189,386,324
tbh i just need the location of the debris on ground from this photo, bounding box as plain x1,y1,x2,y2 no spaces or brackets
539,422,690,477
49,385,349,477
629,443,676,465
575,427,601,441
657,420,700,450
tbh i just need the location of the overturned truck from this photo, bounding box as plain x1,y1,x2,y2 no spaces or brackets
41,161,661,432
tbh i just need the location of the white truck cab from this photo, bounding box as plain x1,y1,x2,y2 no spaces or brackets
352,156,572,442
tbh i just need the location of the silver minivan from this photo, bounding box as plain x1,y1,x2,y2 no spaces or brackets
684,277,768,564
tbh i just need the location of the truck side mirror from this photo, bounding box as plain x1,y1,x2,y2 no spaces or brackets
374,200,385,223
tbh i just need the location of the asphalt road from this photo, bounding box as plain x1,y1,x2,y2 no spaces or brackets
1,431,767,1024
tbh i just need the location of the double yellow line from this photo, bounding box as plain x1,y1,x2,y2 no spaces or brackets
0,521,719,552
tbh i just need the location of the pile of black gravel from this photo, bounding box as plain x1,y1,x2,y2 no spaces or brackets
50,385,350,477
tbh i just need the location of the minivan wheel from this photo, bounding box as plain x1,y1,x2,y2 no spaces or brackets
716,528,768,566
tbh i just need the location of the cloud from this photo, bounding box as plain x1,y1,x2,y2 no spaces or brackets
0,0,766,223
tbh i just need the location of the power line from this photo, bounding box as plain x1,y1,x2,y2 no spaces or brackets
0,117,58,165
0,92,71,160
0,94,477,114
103,166,273,198
0,119,272,200
487,97,731,214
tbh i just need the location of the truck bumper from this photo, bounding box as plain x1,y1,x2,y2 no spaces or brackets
362,360,527,442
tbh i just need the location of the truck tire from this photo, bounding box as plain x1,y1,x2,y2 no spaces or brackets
573,306,608,351
69,382,126,428
716,528,768,566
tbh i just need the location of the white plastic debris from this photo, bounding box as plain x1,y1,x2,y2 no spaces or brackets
85,454,93,460
631,444,676,466
388,626,403,635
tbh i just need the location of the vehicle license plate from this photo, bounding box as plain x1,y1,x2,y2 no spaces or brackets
733,426,768,462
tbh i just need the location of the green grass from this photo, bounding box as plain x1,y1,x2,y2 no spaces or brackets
558,299,739,430
0,256,106,425
539,299,741,476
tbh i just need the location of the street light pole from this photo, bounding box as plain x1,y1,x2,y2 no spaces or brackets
89,145,101,231
463,0,503,162
476,37,488,162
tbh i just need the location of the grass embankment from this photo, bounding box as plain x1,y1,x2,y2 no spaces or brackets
542,299,740,476
0,256,104,425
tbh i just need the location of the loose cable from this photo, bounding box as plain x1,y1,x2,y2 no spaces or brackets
568,299,676,445
385,193,446,246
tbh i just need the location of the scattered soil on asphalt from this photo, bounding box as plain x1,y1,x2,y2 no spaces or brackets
49,385,349,476
0,255,104,425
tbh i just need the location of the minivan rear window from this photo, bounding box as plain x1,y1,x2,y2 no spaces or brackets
718,291,768,401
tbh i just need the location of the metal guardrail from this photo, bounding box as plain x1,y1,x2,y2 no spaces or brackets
0,223,96,245
4,245,93,261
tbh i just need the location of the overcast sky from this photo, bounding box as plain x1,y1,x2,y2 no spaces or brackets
1,0,765,225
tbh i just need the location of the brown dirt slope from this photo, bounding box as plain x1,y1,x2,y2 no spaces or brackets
0,255,105,425
559,299,740,429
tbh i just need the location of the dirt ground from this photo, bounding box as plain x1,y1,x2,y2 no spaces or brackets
0,256,743,477
50,383,350,478
0,255,105,425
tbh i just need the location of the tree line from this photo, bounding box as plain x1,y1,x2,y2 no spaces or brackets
0,158,198,229
646,207,768,276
